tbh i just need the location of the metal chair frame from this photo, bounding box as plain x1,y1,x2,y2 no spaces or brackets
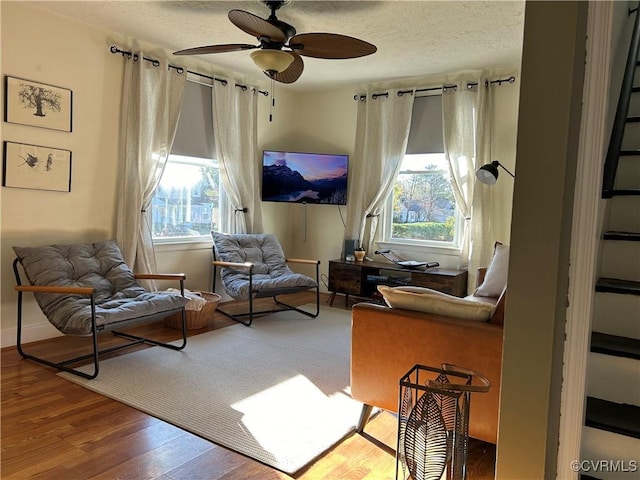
212,246,320,327
13,258,188,380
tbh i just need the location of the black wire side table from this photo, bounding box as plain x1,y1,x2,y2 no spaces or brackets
396,364,491,480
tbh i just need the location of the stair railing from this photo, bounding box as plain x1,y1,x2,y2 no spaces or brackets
602,2,640,198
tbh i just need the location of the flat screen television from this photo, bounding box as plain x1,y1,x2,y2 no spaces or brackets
261,150,349,205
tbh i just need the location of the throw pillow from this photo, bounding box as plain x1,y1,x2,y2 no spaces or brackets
475,243,509,298
378,285,496,321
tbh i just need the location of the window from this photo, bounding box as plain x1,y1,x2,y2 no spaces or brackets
389,153,459,244
384,93,462,248
151,154,220,241
151,77,220,242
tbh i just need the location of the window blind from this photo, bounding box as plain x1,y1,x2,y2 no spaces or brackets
171,80,215,159
406,94,444,154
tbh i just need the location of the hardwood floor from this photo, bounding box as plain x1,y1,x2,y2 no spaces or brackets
1,293,495,479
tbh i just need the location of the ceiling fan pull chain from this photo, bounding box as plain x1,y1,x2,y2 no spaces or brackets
269,78,275,122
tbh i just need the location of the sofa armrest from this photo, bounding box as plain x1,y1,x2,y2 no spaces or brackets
351,302,503,444
491,287,507,325
477,267,487,286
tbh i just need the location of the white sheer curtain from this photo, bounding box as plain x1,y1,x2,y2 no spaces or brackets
442,75,493,290
116,52,185,289
212,81,263,234
345,89,414,254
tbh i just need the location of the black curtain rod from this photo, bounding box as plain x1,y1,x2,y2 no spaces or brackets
354,75,516,101
110,46,269,96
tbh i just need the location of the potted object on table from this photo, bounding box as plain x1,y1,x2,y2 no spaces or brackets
354,246,366,262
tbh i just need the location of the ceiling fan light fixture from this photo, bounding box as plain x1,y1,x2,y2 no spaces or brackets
250,49,294,74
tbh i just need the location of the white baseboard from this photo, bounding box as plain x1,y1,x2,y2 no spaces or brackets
1,322,62,349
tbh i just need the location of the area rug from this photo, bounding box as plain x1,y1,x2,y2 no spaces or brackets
58,304,364,474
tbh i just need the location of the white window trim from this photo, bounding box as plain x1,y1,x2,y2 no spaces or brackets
153,235,212,245
154,239,213,251
377,236,462,253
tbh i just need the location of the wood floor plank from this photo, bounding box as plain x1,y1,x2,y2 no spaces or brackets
2,293,496,479
1,436,88,479
163,445,250,480
68,413,183,454
218,464,290,480
89,433,215,480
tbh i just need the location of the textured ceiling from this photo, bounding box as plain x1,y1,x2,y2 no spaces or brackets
25,0,525,91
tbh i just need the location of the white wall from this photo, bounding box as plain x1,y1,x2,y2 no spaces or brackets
258,87,314,256
1,2,520,347
491,77,520,244
267,88,359,284
1,2,126,344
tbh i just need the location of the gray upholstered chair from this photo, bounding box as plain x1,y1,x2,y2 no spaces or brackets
212,232,320,326
12,239,189,379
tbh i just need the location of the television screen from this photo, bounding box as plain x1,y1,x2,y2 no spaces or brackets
261,150,349,205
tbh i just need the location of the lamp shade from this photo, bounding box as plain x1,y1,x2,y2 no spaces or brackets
476,160,514,185
476,162,500,185
250,49,294,74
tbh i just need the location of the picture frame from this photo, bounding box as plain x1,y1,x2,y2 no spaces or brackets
4,76,73,132
3,141,72,192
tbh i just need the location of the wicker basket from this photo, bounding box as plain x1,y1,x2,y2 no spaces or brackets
165,291,221,330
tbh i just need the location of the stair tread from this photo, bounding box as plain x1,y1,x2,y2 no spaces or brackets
585,397,640,439
591,331,640,360
610,189,640,195
596,277,640,295
604,231,640,241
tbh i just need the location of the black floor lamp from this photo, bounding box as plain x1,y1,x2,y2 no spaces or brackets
476,160,515,185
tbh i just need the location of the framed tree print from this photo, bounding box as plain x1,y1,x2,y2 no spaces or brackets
4,76,73,132
3,141,72,192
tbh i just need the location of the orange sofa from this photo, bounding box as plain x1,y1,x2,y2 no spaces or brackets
350,271,504,444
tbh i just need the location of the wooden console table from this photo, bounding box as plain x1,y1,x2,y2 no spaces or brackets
328,259,468,306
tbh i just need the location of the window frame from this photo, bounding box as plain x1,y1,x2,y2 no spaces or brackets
151,153,221,245
381,153,464,252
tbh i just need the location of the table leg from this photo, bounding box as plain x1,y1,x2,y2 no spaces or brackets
329,292,337,306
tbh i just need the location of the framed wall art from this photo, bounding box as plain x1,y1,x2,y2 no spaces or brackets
3,141,72,192
4,76,73,132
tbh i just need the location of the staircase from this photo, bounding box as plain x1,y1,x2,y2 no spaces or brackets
580,4,640,479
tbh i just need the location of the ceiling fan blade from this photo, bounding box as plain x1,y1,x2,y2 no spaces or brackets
173,44,258,56
269,52,304,84
228,9,287,43
289,33,377,59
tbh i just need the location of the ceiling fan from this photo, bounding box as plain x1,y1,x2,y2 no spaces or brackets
173,0,377,84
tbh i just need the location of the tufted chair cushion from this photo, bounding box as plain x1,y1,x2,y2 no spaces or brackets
13,240,188,336
212,232,317,299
